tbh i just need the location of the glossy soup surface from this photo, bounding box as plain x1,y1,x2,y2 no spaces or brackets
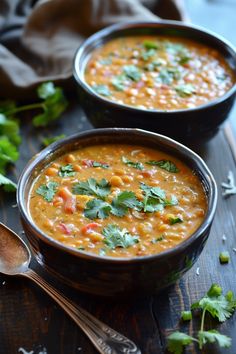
29,144,207,258
84,36,235,110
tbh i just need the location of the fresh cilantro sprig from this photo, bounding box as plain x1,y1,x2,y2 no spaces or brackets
42,134,66,147
0,82,68,192
36,181,58,202
122,156,144,170
2,82,68,127
72,178,111,200
0,112,21,176
102,224,139,249
167,284,236,353
146,159,179,173
0,173,17,192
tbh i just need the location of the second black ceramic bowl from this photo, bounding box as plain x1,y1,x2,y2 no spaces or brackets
17,128,217,297
73,21,236,144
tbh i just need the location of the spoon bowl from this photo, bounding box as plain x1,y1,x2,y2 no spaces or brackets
0,222,141,354
0,223,30,275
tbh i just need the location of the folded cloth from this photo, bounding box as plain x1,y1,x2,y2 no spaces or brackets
0,0,187,100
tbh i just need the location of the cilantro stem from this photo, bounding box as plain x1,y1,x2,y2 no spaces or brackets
199,307,207,349
5,103,44,116
200,307,207,332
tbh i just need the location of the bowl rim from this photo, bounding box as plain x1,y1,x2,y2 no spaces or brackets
73,19,236,114
17,128,218,264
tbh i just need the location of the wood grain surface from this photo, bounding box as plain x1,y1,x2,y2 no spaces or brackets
1,103,236,354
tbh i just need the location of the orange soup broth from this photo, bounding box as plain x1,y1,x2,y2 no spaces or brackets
85,36,235,110
29,144,207,258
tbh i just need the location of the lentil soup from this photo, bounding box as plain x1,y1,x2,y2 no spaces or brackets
84,36,235,110
29,144,207,258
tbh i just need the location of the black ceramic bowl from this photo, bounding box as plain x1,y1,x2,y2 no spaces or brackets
73,21,236,144
17,128,217,297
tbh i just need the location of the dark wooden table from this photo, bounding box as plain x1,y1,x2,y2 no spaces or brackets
1,100,236,354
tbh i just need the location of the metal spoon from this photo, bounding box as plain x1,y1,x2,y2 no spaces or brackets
0,222,141,354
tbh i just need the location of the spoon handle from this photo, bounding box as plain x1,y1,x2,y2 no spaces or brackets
23,269,141,354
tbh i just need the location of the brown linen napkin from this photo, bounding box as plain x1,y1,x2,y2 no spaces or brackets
0,0,187,100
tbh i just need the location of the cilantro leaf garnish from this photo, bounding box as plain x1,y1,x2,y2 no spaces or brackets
91,161,109,169
42,134,65,147
102,224,139,249
163,42,186,55
36,181,58,202
146,160,179,173
72,178,111,200
167,332,196,354
140,183,178,213
122,156,144,170
111,74,127,91
84,199,111,219
143,40,160,50
99,57,112,65
0,173,17,192
157,67,181,85
58,164,76,177
144,59,163,72
92,84,111,97
169,217,183,225
175,84,196,97
141,48,156,61
123,65,142,82
179,55,191,65
151,236,164,243
198,330,231,349
111,191,141,217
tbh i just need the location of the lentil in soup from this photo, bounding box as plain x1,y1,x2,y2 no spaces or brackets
84,36,235,110
29,144,207,258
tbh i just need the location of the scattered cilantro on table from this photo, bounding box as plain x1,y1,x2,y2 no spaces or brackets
167,284,236,353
